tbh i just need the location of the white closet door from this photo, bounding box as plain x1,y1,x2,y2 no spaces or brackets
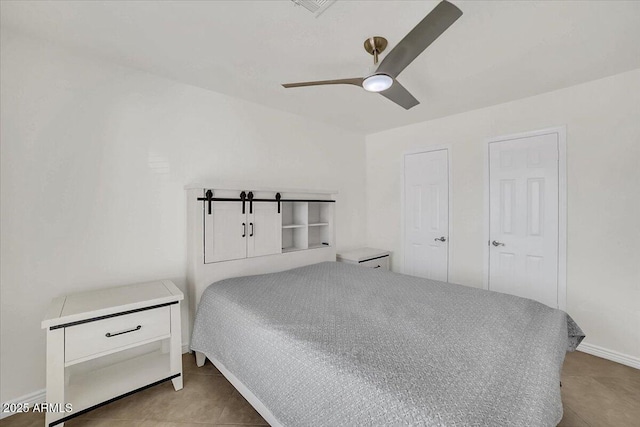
247,203,282,258
488,133,559,307
404,149,449,281
204,201,247,263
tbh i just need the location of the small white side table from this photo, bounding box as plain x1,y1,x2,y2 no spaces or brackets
41,280,183,427
337,247,391,270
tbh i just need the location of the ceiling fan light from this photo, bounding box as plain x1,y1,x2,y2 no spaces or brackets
362,74,393,92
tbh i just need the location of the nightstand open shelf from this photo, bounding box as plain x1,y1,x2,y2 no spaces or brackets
66,350,174,415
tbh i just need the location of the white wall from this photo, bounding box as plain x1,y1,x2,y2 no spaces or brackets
0,31,366,403
2,26,638,407
366,69,640,362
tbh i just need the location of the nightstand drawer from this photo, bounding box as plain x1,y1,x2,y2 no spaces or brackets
65,306,171,364
360,256,389,270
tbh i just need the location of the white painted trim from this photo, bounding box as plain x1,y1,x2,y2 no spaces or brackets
483,140,490,290
482,126,567,311
401,145,453,281
184,182,337,194
557,126,567,311
0,389,46,420
578,342,640,370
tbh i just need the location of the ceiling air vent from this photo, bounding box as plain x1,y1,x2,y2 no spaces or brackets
290,0,337,17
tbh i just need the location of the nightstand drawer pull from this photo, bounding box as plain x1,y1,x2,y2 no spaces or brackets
356,256,390,270
105,325,141,338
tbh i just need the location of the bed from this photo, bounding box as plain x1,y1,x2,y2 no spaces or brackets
191,261,584,427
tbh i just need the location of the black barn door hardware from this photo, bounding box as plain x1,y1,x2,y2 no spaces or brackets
204,190,213,214
240,191,246,214
197,190,249,215
239,195,336,206
197,189,335,215
248,191,254,214
279,199,336,203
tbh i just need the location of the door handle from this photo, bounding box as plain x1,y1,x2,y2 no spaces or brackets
492,240,505,247
250,222,254,237
242,223,246,237
434,236,447,242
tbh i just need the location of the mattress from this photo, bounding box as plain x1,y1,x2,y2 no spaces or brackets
191,261,584,426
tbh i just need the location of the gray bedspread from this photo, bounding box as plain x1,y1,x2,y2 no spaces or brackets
191,261,584,427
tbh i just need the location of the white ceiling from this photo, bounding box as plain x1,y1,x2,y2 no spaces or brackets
2,0,639,133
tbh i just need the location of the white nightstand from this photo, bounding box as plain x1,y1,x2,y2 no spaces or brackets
41,280,183,427
337,247,391,270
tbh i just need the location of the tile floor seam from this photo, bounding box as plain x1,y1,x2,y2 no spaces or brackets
591,375,640,407
563,402,593,427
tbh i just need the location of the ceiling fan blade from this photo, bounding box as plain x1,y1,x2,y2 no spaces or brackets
282,78,364,88
376,0,462,78
379,80,420,110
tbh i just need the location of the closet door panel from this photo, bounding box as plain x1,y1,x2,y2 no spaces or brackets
204,202,247,263
247,203,282,258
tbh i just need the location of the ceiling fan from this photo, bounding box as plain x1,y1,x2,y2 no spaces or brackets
282,0,463,110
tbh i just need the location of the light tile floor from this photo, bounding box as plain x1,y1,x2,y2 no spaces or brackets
2,351,638,427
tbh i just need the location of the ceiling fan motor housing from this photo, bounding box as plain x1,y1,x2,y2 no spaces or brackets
364,36,388,64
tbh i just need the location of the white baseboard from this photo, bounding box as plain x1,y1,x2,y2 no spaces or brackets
578,342,640,370
1,343,192,420
0,388,46,420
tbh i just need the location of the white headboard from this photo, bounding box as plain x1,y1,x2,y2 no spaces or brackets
185,185,337,325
